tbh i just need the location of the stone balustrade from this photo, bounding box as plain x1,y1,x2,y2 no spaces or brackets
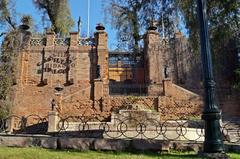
30,37,94,46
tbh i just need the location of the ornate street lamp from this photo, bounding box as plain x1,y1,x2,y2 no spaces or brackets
197,0,225,154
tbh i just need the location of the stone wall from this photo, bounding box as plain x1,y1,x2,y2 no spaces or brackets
12,31,101,117
59,94,202,120
218,92,240,118
0,135,200,152
0,135,239,153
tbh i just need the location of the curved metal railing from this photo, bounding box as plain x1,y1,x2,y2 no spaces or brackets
0,114,239,144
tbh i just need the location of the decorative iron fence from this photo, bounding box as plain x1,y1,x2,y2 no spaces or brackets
57,115,205,141
0,114,48,134
0,114,239,144
57,115,240,143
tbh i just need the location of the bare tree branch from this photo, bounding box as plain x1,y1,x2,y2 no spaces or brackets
0,32,6,37
5,16,16,30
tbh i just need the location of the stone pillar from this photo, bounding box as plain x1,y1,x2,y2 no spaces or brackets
94,24,109,98
144,27,163,96
94,25,109,82
163,78,172,96
6,117,14,133
94,79,104,100
47,111,60,133
70,32,79,46
171,31,186,84
175,31,183,39
54,92,63,112
20,50,30,85
44,32,55,86
46,32,55,46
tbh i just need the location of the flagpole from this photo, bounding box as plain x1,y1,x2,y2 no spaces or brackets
161,0,165,39
87,0,90,38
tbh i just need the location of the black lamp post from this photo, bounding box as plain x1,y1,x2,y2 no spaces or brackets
197,0,224,153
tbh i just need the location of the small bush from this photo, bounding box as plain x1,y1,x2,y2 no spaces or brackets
0,100,10,119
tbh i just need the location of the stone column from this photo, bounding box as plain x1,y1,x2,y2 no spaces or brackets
46,32,55,46
171,31,186,84
94,24,109,98
144,27,163,96
20,50,30,85
163,78,172,96
70,32,79,46
54,91,63,112
94,25,109,82
6,117,14,133
94,79,104,100
47,111,60,133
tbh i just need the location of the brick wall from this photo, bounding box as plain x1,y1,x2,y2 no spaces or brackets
11,28,204,120
12,31,98,117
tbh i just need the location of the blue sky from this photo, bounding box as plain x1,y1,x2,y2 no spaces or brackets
15,0,117,50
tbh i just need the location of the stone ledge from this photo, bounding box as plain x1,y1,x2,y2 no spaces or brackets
58,138,94,150
0,135,239,153
0,135,57,149
131,140,170,151
94,139,130,151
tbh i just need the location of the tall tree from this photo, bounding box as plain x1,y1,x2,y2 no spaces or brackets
0,0,33,117
104,0,178,51
178,0,240,88
0,0,17,37
33,0,74,36
0,0,17,104
104,0,143,51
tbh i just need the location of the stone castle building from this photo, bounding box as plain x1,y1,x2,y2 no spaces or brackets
12,25,203,119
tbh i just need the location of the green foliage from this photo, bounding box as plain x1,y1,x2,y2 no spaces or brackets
33,0,74,36
0,67,12,100
0,0,10,21
104,0,142,50
0,29,20,118
0,100,10,119
0,0,33,118
178,1,240,53
20,15,33,27
0,0,17,30
104,0,177,51
178,0,240,86
234,67,240,89
0,0,19,117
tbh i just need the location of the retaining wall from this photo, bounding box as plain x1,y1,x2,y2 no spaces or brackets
0,135,239,153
